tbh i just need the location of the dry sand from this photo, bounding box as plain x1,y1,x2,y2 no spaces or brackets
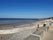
0,19,53,40
43,23,53,40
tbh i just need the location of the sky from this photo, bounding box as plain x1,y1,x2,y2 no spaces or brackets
0,0,53,18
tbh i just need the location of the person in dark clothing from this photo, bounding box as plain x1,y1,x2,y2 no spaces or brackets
43,24,46,27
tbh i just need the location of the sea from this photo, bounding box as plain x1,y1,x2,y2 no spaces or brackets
0,18,39,25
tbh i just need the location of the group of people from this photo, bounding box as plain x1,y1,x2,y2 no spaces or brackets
36,23,46,31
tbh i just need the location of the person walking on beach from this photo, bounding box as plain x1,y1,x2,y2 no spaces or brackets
43,24,46,27
36,24,39,31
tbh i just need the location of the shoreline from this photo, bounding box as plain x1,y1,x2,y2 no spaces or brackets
0,19,52,40
0,19,52,30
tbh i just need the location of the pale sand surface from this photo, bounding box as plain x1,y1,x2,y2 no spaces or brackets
43,23,53,40
0,19,52,40
0,26,35,34
43,30,53,40
24,35,40,40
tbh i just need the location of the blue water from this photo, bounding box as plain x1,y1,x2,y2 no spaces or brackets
0,18,38,24
0,20,37,25
0,18,38,25
0,21,32,24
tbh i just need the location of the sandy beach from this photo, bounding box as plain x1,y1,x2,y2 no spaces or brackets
43,23,53,40
0,19,53,40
